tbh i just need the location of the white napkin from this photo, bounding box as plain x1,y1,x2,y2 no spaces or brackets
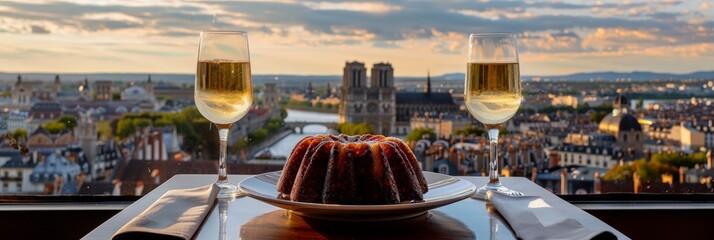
112,184,219,240
487,191,616,240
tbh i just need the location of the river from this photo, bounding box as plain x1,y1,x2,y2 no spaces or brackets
267,109,338,157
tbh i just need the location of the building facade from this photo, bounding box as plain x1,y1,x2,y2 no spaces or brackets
263,83,280,109
339,61,396,135
339,61,460,135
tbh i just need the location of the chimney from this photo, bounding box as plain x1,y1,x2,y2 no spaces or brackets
633,172,640,194
531,167,537,182
593,172,601,194
560,168,567,194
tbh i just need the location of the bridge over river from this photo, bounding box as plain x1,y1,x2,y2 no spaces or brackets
284,121,338,133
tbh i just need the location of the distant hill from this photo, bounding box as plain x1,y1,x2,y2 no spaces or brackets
0,73,195,84
526,71,714,81
419,71,714,82
1,70,713,86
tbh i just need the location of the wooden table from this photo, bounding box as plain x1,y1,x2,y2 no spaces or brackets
84,174,629,239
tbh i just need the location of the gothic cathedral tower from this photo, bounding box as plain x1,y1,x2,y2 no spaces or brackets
339,61,395,135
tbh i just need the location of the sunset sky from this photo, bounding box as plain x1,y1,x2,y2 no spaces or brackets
0,0,712,77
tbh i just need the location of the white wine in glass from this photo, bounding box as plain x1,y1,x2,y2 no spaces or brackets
195,31,253,196
465,33,524,199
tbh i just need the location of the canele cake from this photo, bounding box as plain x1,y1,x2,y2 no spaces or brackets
277,134,428,205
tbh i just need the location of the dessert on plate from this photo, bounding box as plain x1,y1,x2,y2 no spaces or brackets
277,134,428,205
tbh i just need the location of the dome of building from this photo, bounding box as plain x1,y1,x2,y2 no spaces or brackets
121,85,148,101
599,112,642,135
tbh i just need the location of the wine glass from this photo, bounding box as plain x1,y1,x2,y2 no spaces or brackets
465,33,524,199
195,30,253,196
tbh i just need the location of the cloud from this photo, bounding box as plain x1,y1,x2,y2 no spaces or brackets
302,1,402,14
0,0,712,75
30,25,50,34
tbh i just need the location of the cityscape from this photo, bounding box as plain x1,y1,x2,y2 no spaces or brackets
0,62,712,196
0,0,712,198
2,1,714,240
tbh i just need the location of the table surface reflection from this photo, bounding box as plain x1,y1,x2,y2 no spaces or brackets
84,174,628,240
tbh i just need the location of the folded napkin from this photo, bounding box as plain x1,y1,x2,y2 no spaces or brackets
113,184,219,240
487,191,617,240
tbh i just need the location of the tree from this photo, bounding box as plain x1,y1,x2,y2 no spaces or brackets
248,129,269,144
603,162,634,181
153,118,174,127
44,121,67,134
57,115,78,129
96,121,113,141
280,107,288,119
405,128,435,142
604,152,699,182
454,126,484,137
12,129,28,142
650,152,706,168
636,97,644,110
191,118,219,160
133,118,151,129
232,138,250,153
265,118,282,133
116,119,136,139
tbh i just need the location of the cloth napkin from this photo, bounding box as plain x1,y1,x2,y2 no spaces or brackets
112,184,219,240
487,191,617,240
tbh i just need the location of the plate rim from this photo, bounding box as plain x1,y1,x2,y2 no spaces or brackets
238,170,476,211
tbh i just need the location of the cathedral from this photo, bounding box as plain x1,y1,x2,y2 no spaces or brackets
339,61,460,135
339,61,396,135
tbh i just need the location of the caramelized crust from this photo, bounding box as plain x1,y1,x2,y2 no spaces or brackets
277,134,428,205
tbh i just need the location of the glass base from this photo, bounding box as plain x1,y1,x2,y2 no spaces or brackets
215,180,239,198
472,181,524,200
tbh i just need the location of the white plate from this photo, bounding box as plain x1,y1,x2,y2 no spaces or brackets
238,171,476,221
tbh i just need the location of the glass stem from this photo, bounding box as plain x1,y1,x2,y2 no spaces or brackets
217,124,231,183
488,128,500,184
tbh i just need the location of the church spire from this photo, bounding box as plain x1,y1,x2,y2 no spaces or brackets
54,75,61,92
425,69,431,95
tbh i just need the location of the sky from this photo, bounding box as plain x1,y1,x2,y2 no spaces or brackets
0,0,713,77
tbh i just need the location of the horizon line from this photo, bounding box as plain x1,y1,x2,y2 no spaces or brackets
3,69,714,78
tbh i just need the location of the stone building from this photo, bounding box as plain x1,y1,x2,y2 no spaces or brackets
12,75,45,106
339,61,395,135
95,80,113,101
394,71,460,135
263,83,280,109
549,93,645,169
339,62,460,135
598,93,645,152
